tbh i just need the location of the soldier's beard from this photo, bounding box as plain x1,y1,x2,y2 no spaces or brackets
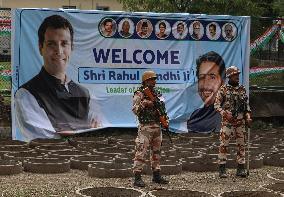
228,80,239,87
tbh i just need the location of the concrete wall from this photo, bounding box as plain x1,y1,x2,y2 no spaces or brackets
0,0,123,11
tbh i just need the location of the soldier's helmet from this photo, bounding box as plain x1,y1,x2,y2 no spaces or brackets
142,70,157,82
226,66,240,77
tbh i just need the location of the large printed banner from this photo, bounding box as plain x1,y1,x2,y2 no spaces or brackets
12,8,250,141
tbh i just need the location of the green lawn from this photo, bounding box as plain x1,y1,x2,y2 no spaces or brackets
0,62,11,106
0,61,11,90
250,72,284,86
0,61,11,70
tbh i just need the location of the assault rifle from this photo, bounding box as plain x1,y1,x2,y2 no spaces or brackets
246,124,250,177
231,95,246,118
143,87,173,143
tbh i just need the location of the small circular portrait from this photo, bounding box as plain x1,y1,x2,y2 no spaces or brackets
118,18,134,38
99,18,117,38
136,19,153,39
189,21,204,40
155,20,171,39
206,22,221,40
172,21,188,40
222,22,237,41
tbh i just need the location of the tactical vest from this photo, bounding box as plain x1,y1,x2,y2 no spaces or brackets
135,87,164,124
223,84,248,118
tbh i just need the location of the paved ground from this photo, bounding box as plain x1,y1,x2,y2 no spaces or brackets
0,166,283,196
0,126,283,196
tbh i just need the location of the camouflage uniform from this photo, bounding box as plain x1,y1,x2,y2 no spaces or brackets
132,86,166,173
214,84,251,165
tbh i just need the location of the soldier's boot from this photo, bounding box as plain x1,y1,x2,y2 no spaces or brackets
236,164,247,177
133,172,146,187
152,170,169,184
219,164,228,178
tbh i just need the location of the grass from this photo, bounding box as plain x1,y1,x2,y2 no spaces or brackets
0,62,11,106
250,72,284,86
0,61,11,90
0,61,11,70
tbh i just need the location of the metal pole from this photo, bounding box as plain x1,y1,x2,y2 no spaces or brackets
246,127,250,177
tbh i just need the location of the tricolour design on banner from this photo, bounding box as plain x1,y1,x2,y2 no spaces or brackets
12,8,250,141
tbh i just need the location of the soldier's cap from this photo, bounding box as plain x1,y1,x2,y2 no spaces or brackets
226,65,240,77
142,70,157,82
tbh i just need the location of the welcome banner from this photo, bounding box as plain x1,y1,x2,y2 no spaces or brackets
12,8,250,141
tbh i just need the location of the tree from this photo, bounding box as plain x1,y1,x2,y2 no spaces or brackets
272,0,284,17
118,0,266,17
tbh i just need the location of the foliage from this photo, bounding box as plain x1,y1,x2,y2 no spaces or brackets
272,0,284,17
118,0,270,17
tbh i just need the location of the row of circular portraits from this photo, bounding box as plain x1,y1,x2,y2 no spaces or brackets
99,17,238,41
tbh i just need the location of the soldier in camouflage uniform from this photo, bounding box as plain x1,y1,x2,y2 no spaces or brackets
132,70,169,187
214,66,252,178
